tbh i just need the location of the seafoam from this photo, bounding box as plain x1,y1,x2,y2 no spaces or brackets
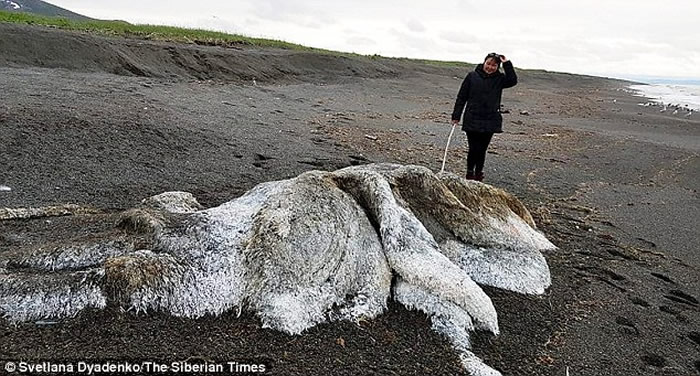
629,84,700,111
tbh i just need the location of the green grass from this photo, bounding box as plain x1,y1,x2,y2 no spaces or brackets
0,10,470,67
0,10,313,49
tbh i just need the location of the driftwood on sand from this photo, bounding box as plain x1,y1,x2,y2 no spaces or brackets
0,163,555,376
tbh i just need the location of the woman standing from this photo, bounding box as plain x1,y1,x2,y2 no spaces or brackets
451,53,517,181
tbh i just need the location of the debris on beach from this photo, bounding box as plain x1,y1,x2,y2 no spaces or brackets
0,185,11,192
0,204,100,220
0,164,554,376
34,320,59,326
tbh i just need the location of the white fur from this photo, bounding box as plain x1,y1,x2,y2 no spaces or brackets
0,164,555,375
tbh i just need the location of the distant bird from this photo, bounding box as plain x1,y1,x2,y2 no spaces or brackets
613,99,617,103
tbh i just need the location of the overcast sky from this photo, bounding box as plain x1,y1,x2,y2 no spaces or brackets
49,0,700,80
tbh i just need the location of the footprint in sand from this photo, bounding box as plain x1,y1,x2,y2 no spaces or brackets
689,331,700,347
663,290,699,306
297,158,330,168
650,272,675,284
252,153,275,169
615,316,640,336
310,137,329,144
659,305,689,323
348,154,372,166
640,353,666,368
629,296,650,307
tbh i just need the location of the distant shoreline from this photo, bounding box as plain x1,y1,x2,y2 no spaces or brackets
618,76,700,85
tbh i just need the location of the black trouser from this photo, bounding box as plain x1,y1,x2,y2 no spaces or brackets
466,131,494,174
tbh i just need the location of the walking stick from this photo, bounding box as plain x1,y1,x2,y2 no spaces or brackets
440,123,457,174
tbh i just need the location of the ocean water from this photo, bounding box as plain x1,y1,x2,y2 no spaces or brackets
629,84,700,111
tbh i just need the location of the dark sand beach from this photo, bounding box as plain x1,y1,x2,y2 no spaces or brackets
1,23,699,375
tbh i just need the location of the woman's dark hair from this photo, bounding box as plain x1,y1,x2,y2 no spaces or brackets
484,52,502,65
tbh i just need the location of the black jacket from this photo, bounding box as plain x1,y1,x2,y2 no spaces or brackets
451,61,517,133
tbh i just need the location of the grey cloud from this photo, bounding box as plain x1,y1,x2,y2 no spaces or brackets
302,21,324,29
245,18,260,27
439,31,479,45
248,0,310,20
346,36,378,47
247,0,335,27
405,19,426,33
390,28,438,55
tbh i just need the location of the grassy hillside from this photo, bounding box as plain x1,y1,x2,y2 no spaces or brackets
0,10,311,49
0,10,470,68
